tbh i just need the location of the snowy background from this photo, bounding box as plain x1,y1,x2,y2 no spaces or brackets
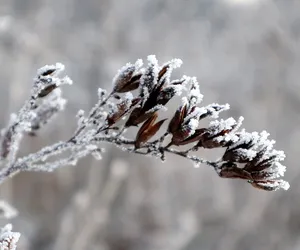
0,0,300,249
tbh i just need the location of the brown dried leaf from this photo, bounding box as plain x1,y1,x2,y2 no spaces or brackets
199,104,229,120
250,171,274,181
116,73,141,93
158,64,169,82
113,65,136,93
38,84,57,98
249,180,279,191
255,155,277,170
135,113,166,148
142,91,160,111
125,107,141,127
171,125,194,146
156,86,178,106
113,94,122,100
125,107,154,127
107,98,141,126
134,112,155,127
222,149,250,163
129,73,142,84
218,164,252,180
170,79,186,85
176,128,207,146
168,104,187,134
107,103,128,126
197,129,234,149
225,140,255,153
197,134,222,148
244,146,270,172
40,68,56,76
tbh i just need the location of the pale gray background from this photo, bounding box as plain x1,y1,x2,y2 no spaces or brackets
0,0,299,249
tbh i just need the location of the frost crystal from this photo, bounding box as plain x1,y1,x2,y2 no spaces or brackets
76,109,85,118
124,92,133,101
147,55,158,66
209,118,237,132
97,88,107,99
134,58,143,69
187,77,203,105
193,162,201,168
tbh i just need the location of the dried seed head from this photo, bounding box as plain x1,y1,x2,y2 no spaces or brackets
216,130,289,191
196,118,241,148
32,63,72,99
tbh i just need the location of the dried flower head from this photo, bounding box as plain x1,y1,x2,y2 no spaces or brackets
125,55,185,127
112,59,143,93
217,131,289,191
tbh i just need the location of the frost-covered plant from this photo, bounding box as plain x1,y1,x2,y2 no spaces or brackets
0,55,290,247
0,56,289,191
0,201,19,249
0,224,20,250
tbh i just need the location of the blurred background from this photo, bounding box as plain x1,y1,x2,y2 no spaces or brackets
0,0,299,249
